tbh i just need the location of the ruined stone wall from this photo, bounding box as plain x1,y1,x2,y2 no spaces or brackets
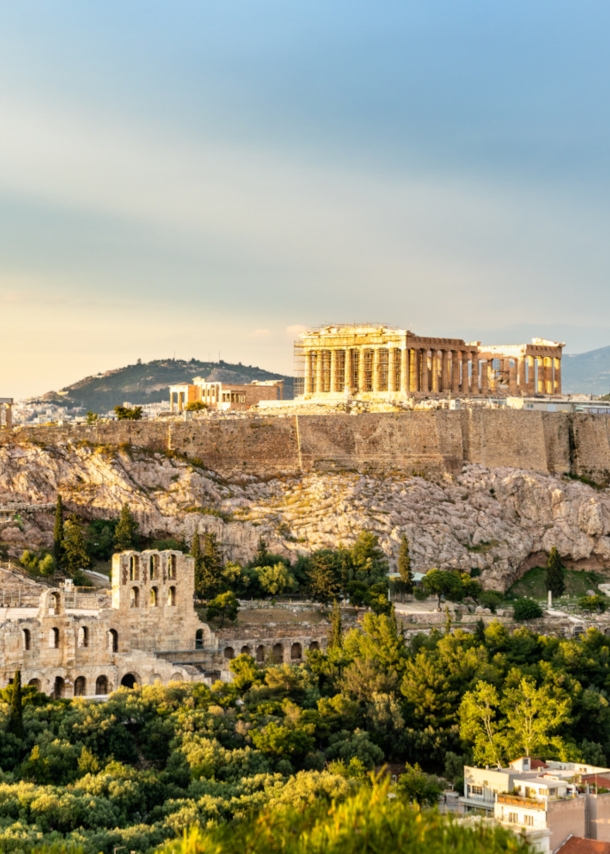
5,411,610,483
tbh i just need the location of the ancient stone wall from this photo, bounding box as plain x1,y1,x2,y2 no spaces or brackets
5,410,610,483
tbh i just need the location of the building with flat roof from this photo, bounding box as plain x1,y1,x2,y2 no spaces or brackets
169,377,283,413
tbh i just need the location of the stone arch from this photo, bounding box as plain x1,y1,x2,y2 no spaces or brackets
40,589,64,616
130,587,139,608
108,629,119,652
121,673,138,689
150,673,163,684
241,645,251,655
22,628,31,651
272,642,284,663
224,646,235,660
95,675,109,695
170,672,183,682
309,641,320,651
291,642,302,660
52,676,65,699
28,678,41,691
78,626,89,648
195,629,204,649
256,645,265,662
150,553,159,580
129,554,139,581
49,627,60,648
167,586,176,606
150,586,158,607
168,553,177,579
74,676,86,696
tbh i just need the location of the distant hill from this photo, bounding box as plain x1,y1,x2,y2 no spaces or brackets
562,346,610,396
32,359,294,413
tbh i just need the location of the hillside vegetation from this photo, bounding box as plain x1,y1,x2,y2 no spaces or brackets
31,358,294,413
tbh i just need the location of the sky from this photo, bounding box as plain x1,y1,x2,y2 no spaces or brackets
2,1,610,398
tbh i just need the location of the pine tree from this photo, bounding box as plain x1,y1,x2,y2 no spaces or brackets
63,519,92,576
195,532,224,599
545,546,565,598
8,670,24,740
53,495,64,567
328,600,343,649
397,534,413,594
114,504,139,551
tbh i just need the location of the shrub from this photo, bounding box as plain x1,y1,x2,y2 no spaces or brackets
579,594,608,614
513,598,543,621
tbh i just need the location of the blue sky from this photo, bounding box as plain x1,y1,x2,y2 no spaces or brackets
2,1,610,397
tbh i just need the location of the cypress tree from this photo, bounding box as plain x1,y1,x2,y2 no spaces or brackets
328,600,343,649
397,534,413,594
545,546,566,598
63,519,92,576
8,670,23,740
53,495,64,567
195,532,224,599
114,504,139,551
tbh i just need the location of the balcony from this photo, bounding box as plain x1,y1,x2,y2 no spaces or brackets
497,795,546,810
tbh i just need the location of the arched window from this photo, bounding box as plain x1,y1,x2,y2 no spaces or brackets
129,555,139,581
49,592,60,614
241,645,251,655
272,643,284,663
49,627,60,649
95,675,108,695
150,554,159,579
256,645,265,662
78,626,89,648
195,629,204,649
121,673,137,689
108,629,118,652
224,646,234,660
28,678,41,691
74,676,86,696
291,642,302,660
53,676,64,699
168,554,177,579
167,586,176,606
130,587,139,608
309,641,320,651
149,587,158,607
23,628,31,651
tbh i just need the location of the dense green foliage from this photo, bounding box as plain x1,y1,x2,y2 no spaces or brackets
3,618,610,851
113,405,143,421
546,547,566,598
158,776,529,854
512,598,543,621
114,504,139,552
52,496,63,568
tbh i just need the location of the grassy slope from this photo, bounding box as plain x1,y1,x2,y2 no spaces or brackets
30,358,294,412
508,565,608,600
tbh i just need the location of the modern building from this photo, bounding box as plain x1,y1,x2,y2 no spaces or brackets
169,377,283,412
462,757,610,854
294,324,564,402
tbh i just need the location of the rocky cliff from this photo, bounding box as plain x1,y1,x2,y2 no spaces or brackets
1,440,610,590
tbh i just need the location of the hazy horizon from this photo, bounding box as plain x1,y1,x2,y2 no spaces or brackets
3,2,610,398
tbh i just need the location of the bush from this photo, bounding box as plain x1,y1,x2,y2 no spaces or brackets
579,594,608,614
513,598,543,621
479,591,503,613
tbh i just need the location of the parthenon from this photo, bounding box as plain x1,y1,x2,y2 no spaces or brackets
294,325,564,400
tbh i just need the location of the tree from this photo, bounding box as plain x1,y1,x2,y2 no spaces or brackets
397,534,413,594
86,519,118,561
53,494,64,566
86,411,98,423
307,549,342,604
502,676,571,758
195,532,224,598
395,762,443,807
8,670,24,740
191,532,202,575
350,530,389,585
422,569,465,609
546,546,566,598
328,601,343,649
114,405,143,420
114,504,139,551
62,519,92,576
206,591,239,627
513,598,543,621
459,681,505,767
257,563,296,597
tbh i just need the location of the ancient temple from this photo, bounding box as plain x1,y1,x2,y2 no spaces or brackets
294,325,564,400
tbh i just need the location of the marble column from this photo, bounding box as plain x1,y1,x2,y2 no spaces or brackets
388,347,396,393
420,350,429,393
518,358,526,396
509,359,517,395
372,348,380,392
545,358,553,395
461,352,470,395
451,351,460,395
472,353,480,394
400,348,408,393
554,358,562,394
304,351,312,395
441,350,450,393
537,357,545,394
527,356,535,395
315,351,323,394
431,351,439,393
344,349,352,393
480,360,489,394
358,348,366,393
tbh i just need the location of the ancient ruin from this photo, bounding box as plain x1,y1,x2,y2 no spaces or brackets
0,398,12,431
169,377,283,412
294,324,564,401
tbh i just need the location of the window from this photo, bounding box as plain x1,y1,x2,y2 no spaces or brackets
49,627,60,648
548,788,557,797
130,587,139,608
149,586,158,607
524,815,534,827
470,785,483,796
167,586,176,606
129,555,138,581
168,554,177,579
508,813,518,824
22,628,31,651
95,675,108,695
74,676,86,696
108,629,118,652
150,554,159,579
78,626,89,648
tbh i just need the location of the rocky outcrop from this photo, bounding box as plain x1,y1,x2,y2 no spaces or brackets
1,441,610,590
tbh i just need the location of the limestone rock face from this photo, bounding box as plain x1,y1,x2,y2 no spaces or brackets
2,441,610,590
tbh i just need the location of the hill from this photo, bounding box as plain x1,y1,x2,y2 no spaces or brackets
32,358,294,413
562,345,610,395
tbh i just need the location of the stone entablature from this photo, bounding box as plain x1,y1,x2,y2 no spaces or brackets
295,324,564,400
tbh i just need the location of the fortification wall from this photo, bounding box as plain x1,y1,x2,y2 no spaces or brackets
4,411,610,482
